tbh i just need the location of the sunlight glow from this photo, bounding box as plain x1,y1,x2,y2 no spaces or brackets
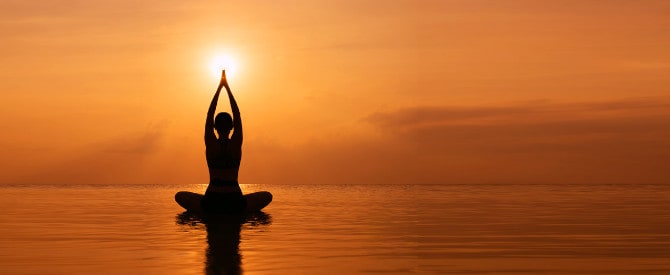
209,54,239,81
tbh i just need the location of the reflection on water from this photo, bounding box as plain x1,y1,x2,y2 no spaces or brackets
175,211,272,275
0,184,669,274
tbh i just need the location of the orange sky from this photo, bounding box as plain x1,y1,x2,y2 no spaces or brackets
1,1,669,185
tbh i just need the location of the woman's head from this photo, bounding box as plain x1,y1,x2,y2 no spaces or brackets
214,112,233,133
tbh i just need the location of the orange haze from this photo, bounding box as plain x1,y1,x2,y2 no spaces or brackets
1,1,669,185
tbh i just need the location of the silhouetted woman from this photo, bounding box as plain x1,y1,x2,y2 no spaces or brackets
201,70,246,213
175,70,271,213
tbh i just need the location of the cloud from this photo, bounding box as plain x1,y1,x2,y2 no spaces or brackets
101,130,164,155
243,97,670,185
12,125,167,185
365,97,670,128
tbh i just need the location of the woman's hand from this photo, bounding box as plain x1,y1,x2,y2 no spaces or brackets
218,70,229,88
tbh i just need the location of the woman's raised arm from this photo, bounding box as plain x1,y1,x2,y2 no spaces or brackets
204,72,225,144
222,73,242,148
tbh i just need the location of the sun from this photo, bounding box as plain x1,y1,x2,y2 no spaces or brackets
209,54,239,80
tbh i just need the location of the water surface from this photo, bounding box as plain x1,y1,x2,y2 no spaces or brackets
1,184,669,274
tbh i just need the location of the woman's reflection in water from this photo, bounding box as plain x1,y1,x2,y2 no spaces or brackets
176,211,272,275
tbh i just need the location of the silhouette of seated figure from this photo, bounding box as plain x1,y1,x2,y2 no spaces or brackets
175,70,272,214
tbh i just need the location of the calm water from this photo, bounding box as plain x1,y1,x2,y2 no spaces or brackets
1,184,669,274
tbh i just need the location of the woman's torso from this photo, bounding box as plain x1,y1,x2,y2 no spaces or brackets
206,138,241,192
